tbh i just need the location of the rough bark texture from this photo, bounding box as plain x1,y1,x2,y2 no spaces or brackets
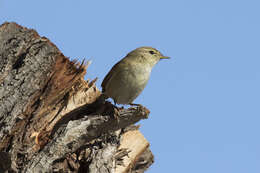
0,22,154,173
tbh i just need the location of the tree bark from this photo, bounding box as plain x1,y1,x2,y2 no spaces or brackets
0,22,154,173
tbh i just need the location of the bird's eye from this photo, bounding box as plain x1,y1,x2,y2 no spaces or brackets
149,50,155,55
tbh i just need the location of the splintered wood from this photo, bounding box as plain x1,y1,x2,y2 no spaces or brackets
115,130,149,173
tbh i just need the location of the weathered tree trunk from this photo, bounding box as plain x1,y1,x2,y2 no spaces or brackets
0,22,154,173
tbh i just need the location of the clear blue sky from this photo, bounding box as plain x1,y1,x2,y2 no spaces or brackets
2,1,260,172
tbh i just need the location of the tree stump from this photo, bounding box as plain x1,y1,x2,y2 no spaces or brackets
0,22,154,173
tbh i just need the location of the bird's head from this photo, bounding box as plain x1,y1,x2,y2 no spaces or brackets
127,47,170,67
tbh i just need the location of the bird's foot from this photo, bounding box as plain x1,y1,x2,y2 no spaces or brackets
112,105,125,122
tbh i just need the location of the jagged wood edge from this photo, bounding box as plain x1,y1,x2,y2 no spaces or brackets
25,105,149,172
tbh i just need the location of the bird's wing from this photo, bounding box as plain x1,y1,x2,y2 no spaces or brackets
101,58,127,93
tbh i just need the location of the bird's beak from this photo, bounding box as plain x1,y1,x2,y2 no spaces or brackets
160,56,170,60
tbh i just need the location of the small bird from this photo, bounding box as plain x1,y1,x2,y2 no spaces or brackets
101,47,169,105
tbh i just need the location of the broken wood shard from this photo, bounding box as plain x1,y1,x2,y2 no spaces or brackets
115,130,149,173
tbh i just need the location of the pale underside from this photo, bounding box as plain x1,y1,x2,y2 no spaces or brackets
103,63,151,104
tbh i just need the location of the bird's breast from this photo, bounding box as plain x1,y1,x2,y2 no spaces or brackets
104,63,152,104
129,64,151,84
